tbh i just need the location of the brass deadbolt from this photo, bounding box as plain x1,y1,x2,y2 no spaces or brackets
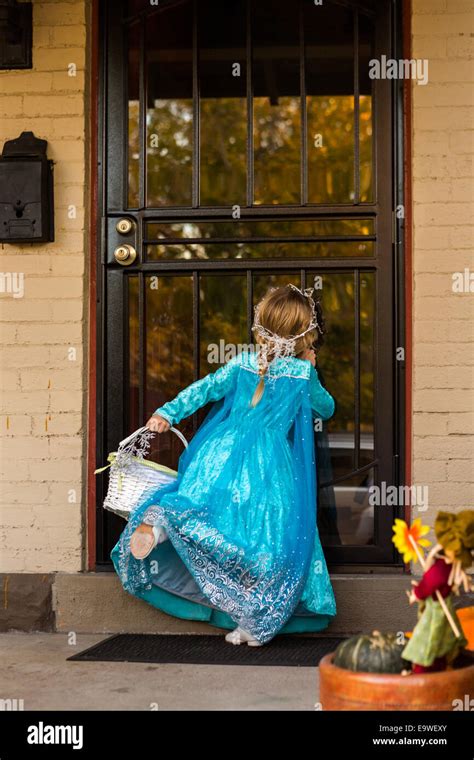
116,218,135,235
114,244,137,265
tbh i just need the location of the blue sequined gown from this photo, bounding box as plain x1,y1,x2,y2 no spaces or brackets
111,349,337,644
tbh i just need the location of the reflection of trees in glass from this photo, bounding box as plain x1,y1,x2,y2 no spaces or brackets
254,97,301,204
307,96,354,203
201,99,247,206
359,96,373,202
128,101,139,207
200,275,247,370
127,94,373,207
145,100,193,207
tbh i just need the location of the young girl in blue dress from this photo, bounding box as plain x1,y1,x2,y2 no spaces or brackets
112,284,336,646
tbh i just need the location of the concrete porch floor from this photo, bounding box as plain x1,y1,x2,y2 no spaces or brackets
0,632,321,711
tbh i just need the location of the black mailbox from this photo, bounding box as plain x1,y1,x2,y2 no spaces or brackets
0,131,54,244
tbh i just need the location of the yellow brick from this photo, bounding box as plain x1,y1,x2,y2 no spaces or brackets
49,346,84,368
1,345,50,368
0,73,53,94
413,435,474,459
20,368,83,392
415,252,474,273
23,94,84,117
447,35,474,59
426,482,474,506
51,256,85,277
0,391,51,414
449,131,474,155
415,343,474,367
34,47,86,73
413,458,448,482
31,413,82,437
54,162,86,184
414,365,474,389
412,37,447,59
412,13,473,36
0,483,49,505
447,0,474,12
52,71,85,92
52,25,87,47
50,116,84,137
0,97,23,117
34,3,85,26
429,61,473,83
414,389,473,411
28,458,82,482
414,225,451,250
448,460,474,480
50,301,84,322
413,0,447,13
413,413,449,436
16,323,83,344
415,202,473,227
49,391,84,413
413,83,473,107
24,277,84,299
448,413,474,433
0,255,51,275
48,484,83,507
415,273,460,297
0,370,20,391
49,436,84,459
0,415,32,436
0,436,50,459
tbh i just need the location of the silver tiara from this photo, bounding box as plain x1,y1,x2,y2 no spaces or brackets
252,284,321,375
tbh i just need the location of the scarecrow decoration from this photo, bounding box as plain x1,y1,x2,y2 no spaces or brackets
392,511,474,673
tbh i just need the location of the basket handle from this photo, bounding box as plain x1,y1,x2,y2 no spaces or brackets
118,425,189,450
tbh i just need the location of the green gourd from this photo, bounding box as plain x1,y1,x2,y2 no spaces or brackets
333,630,408,674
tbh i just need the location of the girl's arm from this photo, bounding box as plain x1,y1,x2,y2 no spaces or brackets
152,352,243,427
309,363,335,421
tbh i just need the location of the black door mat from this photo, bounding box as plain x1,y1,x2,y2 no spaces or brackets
68,633,345,667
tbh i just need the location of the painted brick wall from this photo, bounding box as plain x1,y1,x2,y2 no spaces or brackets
0,0,89,572
411,0,474,526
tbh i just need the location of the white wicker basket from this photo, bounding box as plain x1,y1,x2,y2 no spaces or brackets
95,425,188,520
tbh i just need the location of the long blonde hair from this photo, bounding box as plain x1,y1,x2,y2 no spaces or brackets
250,286,319,407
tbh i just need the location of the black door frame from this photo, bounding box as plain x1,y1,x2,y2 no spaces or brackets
94,0,407,570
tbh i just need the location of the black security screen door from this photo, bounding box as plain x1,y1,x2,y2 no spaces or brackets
96,0,404,568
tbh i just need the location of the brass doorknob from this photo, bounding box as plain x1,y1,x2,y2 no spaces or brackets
114,244,137,265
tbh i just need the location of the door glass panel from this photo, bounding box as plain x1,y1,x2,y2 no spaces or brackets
253,0,300,204
319,468,375,546
305,2,355,203
147,218,374,240
200,274,248,372
360,272,375,466
146,2,193,207
199,0,247,206
309,270,355,472
128,275,139,432
252,272,301,306
127,23,140,208
359,13,375,202
147,241,374,260
144,274,194,468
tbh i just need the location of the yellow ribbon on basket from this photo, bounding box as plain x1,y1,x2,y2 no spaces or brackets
94,453,125,491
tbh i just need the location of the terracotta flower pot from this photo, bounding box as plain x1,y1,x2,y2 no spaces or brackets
319,652,474,711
